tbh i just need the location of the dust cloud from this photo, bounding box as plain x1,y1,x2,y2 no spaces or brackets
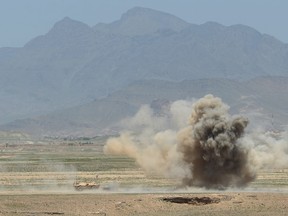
104,94,288,189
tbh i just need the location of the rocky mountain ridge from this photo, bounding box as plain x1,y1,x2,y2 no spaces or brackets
0,7,287,136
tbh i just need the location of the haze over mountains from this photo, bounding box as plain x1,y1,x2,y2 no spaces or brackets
0,7,288,136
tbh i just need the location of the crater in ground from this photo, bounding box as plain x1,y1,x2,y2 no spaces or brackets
162,196,221,205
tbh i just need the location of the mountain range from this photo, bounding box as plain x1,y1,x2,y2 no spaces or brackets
0,7,287,136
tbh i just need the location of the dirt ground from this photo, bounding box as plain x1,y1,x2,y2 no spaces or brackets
0,143,287,215
0,191,287,216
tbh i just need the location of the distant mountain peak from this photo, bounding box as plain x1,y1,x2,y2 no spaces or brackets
60,16,73,22
54,17,79,27
121,6,170,18
94,7,189,36
123,6,153,14
51,17,91,32
24,16,95,48
202,21,225,28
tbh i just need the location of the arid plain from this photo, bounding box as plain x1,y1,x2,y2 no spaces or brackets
0,139,287,216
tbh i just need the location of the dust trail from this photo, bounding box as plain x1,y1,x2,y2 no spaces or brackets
104,99,194,178
104,94,288,189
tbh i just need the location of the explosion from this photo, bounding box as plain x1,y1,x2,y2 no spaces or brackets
177,95,254,188
104,94,287,189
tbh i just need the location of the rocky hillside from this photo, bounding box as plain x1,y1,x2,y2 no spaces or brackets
0,7,287,136
2,77,287,136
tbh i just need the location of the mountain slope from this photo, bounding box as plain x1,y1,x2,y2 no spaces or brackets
0,7,288,129
2,77,287,136
72,19,288,98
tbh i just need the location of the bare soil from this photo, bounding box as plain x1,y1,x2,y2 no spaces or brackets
0,192,287,216
0,142,287,215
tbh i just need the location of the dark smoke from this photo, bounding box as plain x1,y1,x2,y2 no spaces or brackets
178,95,255,189
105,94,285,190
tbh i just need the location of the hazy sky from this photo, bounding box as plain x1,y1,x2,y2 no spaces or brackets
1,0,287,47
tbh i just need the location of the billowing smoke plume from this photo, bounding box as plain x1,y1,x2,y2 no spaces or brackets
177,95,254,188
104,95,288,189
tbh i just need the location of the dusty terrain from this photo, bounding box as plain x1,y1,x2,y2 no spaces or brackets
0,191,287,216
0,140,287,215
